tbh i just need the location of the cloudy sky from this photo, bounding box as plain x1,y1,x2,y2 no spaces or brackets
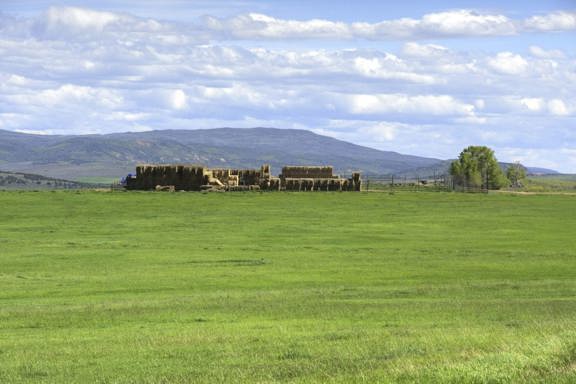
1,1,575,171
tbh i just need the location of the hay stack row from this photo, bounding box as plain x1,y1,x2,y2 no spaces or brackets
281,166,334,179
260,177,281,191
125,163,361,192
133,165,206,191
284,178,346,191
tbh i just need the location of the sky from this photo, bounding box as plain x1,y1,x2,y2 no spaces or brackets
0,1,575,171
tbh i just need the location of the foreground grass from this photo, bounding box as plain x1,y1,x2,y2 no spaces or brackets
0,191,575,383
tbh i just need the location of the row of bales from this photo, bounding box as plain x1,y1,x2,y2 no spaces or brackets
124,164,360,192
280,166,361,191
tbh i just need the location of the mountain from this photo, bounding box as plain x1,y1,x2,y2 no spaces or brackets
0,128,445,179
525,167,559,175
0,170,105,190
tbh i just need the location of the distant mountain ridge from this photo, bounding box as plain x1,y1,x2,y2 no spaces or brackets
0,170,104,189
0,128,558,180
0,128,444,179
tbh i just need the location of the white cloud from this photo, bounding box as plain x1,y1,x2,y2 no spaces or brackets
498,97,574,117
203,13,351,39
547,99,570,116
0,6,575,171
361,122,401,142
402,42,449,57
38,6,122,34
520,98,545,112
169,89,188,110
345,94,475,116
525,11,576,31
529,46,565,59
204,10,517,40
488,52,529,75
352,57,438,84
418,10,515,36
8,84,123,108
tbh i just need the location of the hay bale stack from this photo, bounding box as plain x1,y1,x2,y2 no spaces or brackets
352,172,362,191
268,177,281,191
261,164,271,178
285,178,295,191
238,169,260,186
328,179,340,191
306,178,317,191
227,175,239,187
342,179,349,191
128,164,358,192
281,166,334,179
134,164,207,191
155,185,175,192
211,169,231,180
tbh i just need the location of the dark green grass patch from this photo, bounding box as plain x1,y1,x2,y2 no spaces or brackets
0,191,575,383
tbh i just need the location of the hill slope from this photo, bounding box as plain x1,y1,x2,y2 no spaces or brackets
0,170,105,189
0,128,444,179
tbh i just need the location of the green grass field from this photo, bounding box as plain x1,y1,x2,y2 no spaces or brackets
1,191,575,383
72,176,118,185
519,175,576,193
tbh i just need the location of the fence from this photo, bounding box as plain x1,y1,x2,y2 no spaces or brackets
363,174,486,193
111,174,488,193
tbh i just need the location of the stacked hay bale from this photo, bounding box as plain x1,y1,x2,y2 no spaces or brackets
135,164,206,191
351,172,361,191
238,169,259,186
261,164,271,178
280,166,348,191
300,178,314,191
280,166,334,179
155,185,175,192
127,163,360,192
269,177,281,191
227,175,239,188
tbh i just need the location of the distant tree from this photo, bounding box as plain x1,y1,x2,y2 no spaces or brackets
506,162,527,188
450,146,508,190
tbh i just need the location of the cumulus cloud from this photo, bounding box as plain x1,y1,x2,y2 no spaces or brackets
0,6,575,171
169,89,188,110
525,11,576,31
402,42,449,57
520,98,545,112
203,13,351,39
199,9,576,41
204,10,517,40
36,6,124,35
529,46,565,59
487,52,529,75
345,94,476,117
547,99,571,116
416,10,515,36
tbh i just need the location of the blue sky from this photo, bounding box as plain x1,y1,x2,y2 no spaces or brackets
1,1,575,171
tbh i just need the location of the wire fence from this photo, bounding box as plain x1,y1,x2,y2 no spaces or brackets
111,175,488,193
363,175,488,193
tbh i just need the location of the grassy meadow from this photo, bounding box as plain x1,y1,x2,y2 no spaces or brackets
519,175,576,193
1,190,575,383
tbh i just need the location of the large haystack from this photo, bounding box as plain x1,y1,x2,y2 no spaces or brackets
280,166,334,179
124,163,361,192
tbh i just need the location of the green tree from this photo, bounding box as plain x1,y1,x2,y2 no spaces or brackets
450,146,508,190
506,162,527,188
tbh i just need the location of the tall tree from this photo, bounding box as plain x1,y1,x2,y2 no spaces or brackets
506,162,527,188
450,146,508,190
